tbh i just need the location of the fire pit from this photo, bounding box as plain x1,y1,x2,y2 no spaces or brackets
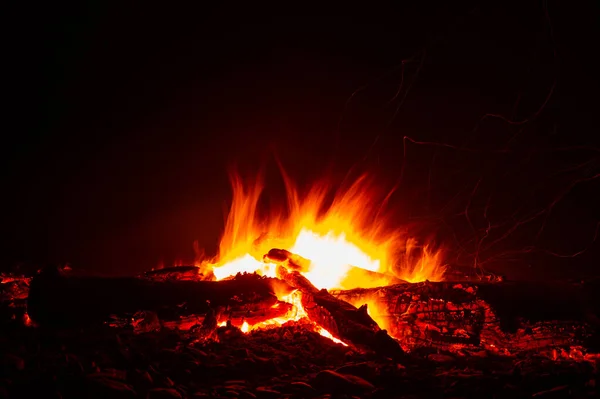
1,171,599,398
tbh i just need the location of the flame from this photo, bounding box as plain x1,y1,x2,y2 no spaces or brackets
212,254,277,280
200,169,445,345
207,170,446,288
346,296,392,334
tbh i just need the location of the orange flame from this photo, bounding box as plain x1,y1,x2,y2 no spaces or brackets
199,168,445,345
206,169,445,289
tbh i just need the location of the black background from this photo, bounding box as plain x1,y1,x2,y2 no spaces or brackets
3,1,599,280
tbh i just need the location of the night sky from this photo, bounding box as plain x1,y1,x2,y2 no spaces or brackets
3,1,599,280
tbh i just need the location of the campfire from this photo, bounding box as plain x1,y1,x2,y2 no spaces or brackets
17,170,598,357
194,170,445,347
2,169,599,397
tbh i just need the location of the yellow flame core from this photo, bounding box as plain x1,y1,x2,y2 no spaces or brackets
207,171,446,289
241,321,250,333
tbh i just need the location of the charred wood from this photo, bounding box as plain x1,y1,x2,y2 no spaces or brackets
143,266,212,282
330,280,598,353
276,266,405,359
27,267,292,327
161,301,294,331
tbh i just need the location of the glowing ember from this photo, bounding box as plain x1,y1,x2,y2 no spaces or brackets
217,288,347,346
23,313,32,327
318,328,348,346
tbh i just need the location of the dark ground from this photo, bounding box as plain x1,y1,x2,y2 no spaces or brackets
2,271,599,398
1,308,598,398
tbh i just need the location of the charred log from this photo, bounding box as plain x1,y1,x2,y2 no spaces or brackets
330,280,599,353
143,266,213,282
161,301,295,331
28,267,292,327
475,281,596,327
276,266,405,359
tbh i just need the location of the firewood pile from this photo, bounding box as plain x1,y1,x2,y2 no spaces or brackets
1,262,600,398
330,281,596,356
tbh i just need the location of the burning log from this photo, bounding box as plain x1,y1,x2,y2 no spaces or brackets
330,280,600,353
162,301,295,331
275,265,406,359
264,248,311,272
27,267,292,327
264,248,405,287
